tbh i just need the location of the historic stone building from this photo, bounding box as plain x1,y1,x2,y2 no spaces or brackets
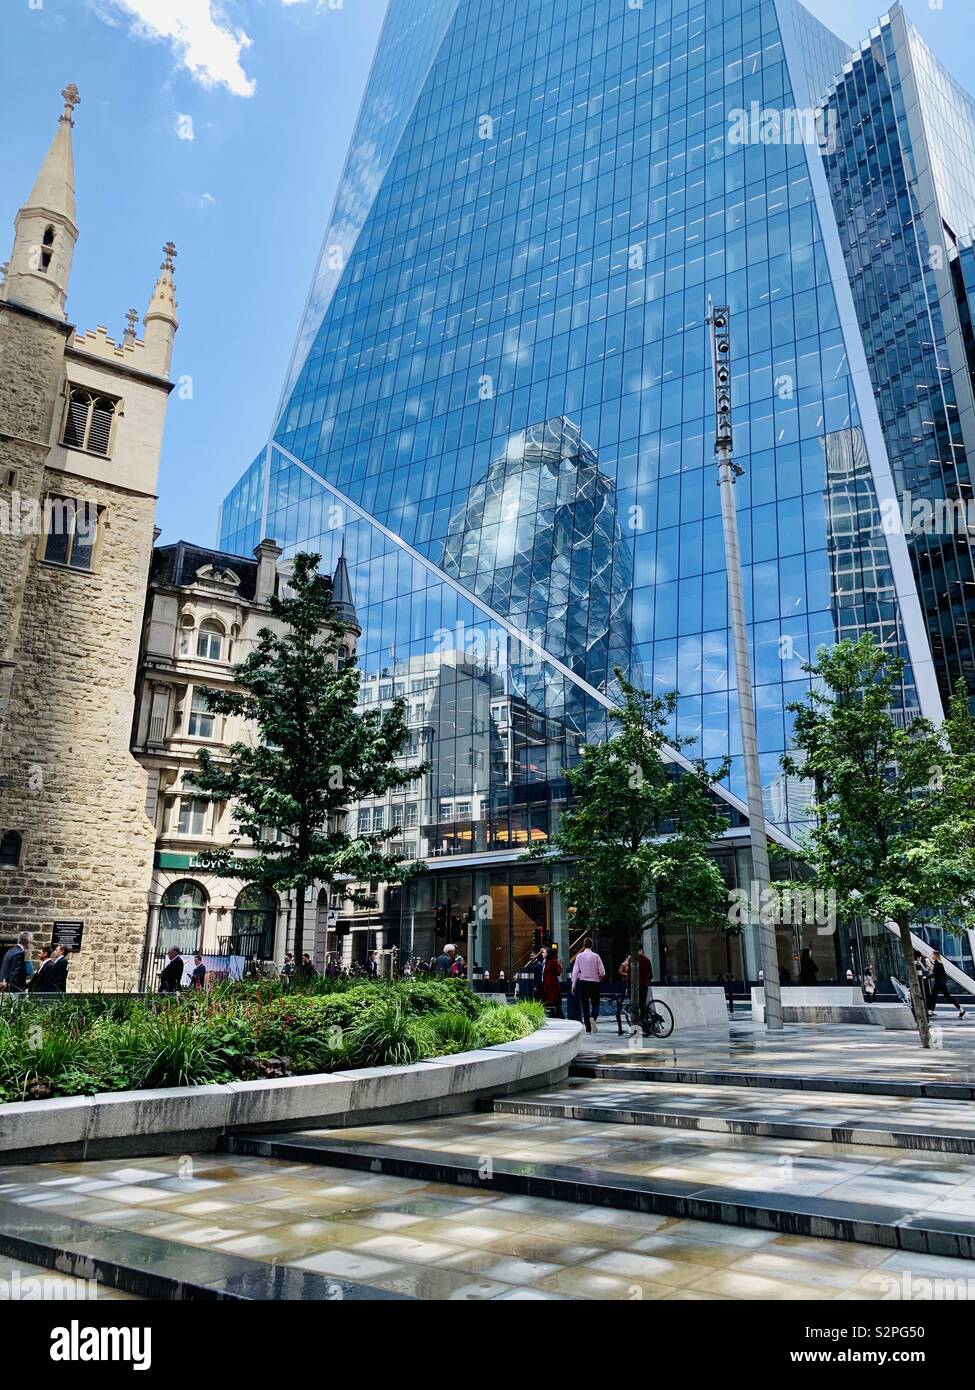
0,87,178,989
133,539,360,984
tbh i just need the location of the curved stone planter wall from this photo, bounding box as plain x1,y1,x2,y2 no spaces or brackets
0,1020,583,1164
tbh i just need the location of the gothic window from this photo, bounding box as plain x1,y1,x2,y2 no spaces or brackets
41,496,102,571
61,388,119,457
0,830,22,867
40,226,55,273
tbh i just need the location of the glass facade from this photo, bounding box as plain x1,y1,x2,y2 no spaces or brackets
217,0,975,983
820,9,975,706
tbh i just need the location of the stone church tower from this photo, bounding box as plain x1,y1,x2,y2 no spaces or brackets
0,87,179,989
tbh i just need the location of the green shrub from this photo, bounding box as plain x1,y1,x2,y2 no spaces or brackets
427,1010,480,1053
474,1003,538,1047
0,975,542,1103
346,996,428,1068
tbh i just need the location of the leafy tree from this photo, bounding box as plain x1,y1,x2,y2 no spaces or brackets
526,671,730,1025
782,636,975,1048
192,552,424,970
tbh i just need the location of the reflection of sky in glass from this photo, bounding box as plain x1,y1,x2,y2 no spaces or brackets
218,0,947,841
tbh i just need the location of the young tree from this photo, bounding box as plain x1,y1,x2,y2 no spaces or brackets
192,552,423,970
782,636,975,1048
527,672,731,1026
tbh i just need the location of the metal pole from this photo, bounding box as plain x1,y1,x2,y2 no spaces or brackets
707,298,783,1030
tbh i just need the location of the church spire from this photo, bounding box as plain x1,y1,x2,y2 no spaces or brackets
143,241,179,377
330,551,360,635
2,85,81,318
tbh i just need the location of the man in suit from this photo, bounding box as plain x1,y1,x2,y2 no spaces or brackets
159,947,185,993
47,945,70,993
0,933,31,993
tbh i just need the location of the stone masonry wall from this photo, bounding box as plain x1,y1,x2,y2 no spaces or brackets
0,303,68,678
0,300,158,988
0,473,158,989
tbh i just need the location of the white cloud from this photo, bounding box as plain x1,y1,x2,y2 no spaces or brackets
197,191,218,207
105,2,256,97
175,112,195,141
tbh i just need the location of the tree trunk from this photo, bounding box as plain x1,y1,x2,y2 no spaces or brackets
898,913,930,1049
293,888,305,981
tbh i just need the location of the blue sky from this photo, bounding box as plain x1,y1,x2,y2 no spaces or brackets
1,0,972,547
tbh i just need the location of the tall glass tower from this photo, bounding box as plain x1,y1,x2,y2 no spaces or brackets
218,0,975,984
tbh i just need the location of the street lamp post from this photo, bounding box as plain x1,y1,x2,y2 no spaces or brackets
707,298,783,1031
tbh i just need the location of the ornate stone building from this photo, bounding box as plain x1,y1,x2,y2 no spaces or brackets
0,87,179,989
133,540,360,984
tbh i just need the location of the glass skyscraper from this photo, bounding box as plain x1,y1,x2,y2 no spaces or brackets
218,0,975,984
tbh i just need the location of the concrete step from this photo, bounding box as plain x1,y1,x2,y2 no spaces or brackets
487,1079,975,1154
224,1113,975,1262
571,1057,975,1101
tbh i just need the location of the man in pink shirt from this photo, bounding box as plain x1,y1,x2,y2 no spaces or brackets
571,936,605,1034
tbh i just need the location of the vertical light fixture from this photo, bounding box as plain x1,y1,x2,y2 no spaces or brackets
707,297,783,1031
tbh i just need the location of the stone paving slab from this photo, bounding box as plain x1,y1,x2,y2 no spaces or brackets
489,1077,975,1153
233,1109,975,1258
2,1152,973,1301
573,1019,975,1098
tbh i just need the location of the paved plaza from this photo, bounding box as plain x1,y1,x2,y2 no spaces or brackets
0,1150,970,1302
5,1020,975,1299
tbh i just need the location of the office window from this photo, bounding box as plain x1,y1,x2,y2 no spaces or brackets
187,687,216,739
196,622,224,661
177,798,207,836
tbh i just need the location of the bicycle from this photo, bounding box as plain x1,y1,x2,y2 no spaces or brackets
616,990,674,1039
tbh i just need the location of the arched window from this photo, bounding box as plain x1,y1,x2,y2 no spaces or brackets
337,644,350,672
196,621,224,661
61,388,118,457
159,880,207,953
0,830,22,868
40,226,55,273
230,884,277,959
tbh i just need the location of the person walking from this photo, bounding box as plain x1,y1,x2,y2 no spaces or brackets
159,947,184,993
542,944,564,1018
914,952,933,1011
190,954,207,991
47,945,69,993
619,947,653,1029
301,952,318,979
0,933,31,993
29,946,55,993
530,947,546,1001
571,936,605,1034
434,944,456,977
862,963,876,1002
928,950,967,1019
799,948,819,986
